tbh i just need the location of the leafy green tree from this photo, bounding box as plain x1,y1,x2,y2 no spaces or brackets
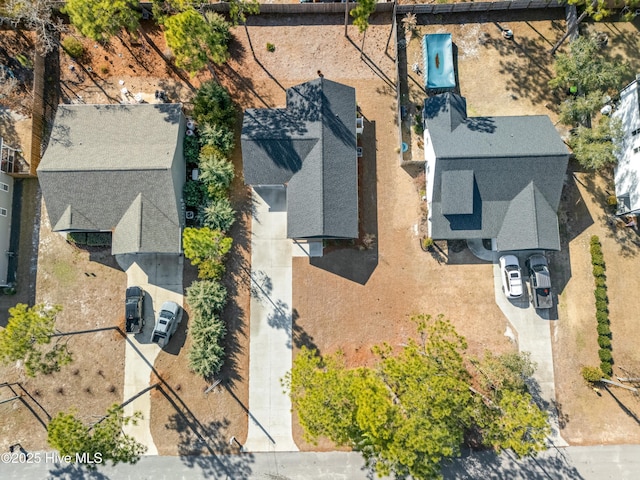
549,35,630,95
228,0,260,26
559,90,606,126
188,312,227,378
201,197,236,232
568,116,623,169
198,149,235,194
284,315,550,480
47,404,146,467
164,9,230,76
199,124,235,156
193,81,236,129
0,303,72,377
186,279,228,319
350,0,376,33
567,0,640,21
182,227,232,279
62,0,140,42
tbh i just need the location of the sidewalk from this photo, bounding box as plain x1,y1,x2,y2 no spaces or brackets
244,187,298,452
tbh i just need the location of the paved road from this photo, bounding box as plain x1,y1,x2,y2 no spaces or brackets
116,253,184,457
244,187,298,452
2,446,640,479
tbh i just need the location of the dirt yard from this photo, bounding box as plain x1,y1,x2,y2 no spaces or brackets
2,8,640,457
0,204,127,452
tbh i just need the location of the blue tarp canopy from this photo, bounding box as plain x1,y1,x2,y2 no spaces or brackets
422,34,456,90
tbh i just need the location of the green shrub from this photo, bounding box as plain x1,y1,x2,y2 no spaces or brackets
598,348,612,362
592,265,605,277
184,134,200,164
591,252,605,267
590,235,600,247
193,81,236,129
597,335,611,348
67,232,87,244
594,287,608,302
186,279,228,319
198,149,234,193
86,232,112,246
199,124,235,156
597,323,611,336
183,181,207,207
590,243,602,256
62,37,84,59
595,300,608,312
581,366,603,383
266,42,275,52
595,310,608,324
413,113,424,136
594,275,606,288
201,197,236,232
188,313,227,378
600,361,613,377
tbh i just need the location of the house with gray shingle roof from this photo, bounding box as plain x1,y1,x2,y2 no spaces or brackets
37,103,186,255
423,93,569,252
241,78,358,240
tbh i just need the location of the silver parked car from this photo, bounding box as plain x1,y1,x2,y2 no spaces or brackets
151,301,183,347
499,255,524,299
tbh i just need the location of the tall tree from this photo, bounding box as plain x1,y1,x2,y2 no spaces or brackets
568,116,624,170
284,315,550,480
350,0,376,34
47,404,146,467
182,227,232,279
549,35,630,95
62,0,140,42
163,8,230,76
228,0,260,27
0,303,71,377
0,0,60,53
567,0,640,21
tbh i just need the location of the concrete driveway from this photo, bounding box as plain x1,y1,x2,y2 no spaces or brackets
244,186,298,452
116,253,184,455
492,252,567,447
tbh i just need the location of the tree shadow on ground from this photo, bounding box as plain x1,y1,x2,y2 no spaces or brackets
158,386,255,479
603,385,640,427
47,463,111,480
440,445,584,479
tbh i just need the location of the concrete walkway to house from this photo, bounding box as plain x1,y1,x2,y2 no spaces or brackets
116,253,184,456
492,261,568,447
244,186,298,452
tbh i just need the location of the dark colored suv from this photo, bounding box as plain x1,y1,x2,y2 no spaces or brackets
125,286,145,334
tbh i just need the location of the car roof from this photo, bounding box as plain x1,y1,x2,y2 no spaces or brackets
159,301,180,315
126,286,143,297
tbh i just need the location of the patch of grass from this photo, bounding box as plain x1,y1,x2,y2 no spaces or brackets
62,37,84,59
266,42,275,52
52,261,76,287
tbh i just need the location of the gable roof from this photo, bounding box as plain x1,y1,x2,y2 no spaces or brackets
242,78,358,239
613,77,640,214
425,93,569,251
37,104,185,255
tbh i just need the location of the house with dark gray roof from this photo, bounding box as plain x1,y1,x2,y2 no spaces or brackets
241,78,358,240
423,93,569,252
37,103,186,255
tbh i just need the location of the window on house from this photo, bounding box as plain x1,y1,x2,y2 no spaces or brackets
0,208,7,216
0,183,8,192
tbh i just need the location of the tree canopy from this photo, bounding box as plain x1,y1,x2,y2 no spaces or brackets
568,116,623,170
182,227,232,279
163,9,230,76
549,35,630,96
47,404,146,467
567,0,640,21
0,303,72,376
228,0,260,26
283,315,550,480
350,0,376,33
62,0,140,42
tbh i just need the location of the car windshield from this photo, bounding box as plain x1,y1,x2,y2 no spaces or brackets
160,310,173,320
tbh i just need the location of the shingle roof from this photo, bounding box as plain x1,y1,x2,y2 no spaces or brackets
37,104,185,254
425,93,569,251
242,78,358,239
